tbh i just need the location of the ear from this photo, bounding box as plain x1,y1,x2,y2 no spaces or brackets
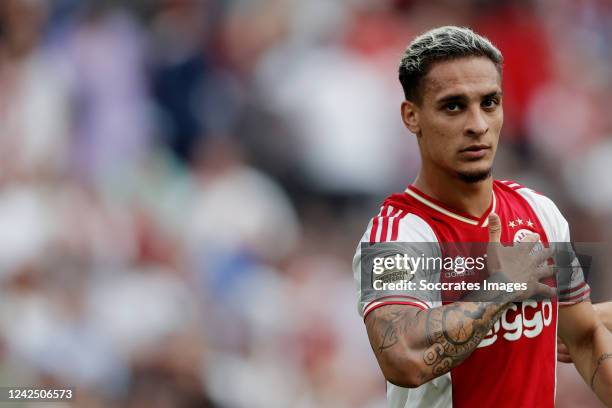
401,100,420,135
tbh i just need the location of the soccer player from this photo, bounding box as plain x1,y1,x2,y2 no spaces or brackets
353,26,612,407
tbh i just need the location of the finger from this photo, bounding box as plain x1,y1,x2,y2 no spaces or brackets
521,233,540,243
516,233,540,254
486,213,503,272
557,338,569,354
534,282,556,299
531,247,554,268
557,338,573,363
535,264,554,280
487,213,502,243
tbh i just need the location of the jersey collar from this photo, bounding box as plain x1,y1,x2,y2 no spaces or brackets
404,185,496,227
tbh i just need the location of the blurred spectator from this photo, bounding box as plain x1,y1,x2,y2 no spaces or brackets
65,4,153,186
149,0,215,163
0,0,71,180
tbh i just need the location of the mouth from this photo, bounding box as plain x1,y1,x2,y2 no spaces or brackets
459,144,490,159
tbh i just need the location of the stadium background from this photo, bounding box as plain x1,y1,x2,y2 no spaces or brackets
0,0,611,406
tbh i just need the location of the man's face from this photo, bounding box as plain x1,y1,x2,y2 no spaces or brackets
402,56,503,183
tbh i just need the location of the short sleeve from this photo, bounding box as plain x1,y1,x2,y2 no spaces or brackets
353,213,442,319
551,225,591,306
516,188,591,306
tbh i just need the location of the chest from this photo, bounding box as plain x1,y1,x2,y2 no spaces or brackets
431,194,548,245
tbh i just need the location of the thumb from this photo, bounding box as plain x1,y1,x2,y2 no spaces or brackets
488,213,502,243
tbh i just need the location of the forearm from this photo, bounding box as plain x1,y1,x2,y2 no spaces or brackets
566,323,612,406
419,298,511,381
366,289,514,387
589,325,612,405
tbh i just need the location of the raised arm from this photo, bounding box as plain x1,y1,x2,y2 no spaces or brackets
364,214,555,388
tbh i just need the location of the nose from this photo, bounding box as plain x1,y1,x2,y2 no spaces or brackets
465,107,489,137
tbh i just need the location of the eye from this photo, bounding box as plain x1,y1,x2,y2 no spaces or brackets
482,97,500,110
444,102,463,112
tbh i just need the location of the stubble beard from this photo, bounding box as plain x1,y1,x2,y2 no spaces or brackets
456,167,492,183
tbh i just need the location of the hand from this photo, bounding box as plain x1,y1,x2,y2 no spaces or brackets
486,213,556,301
557,336,573,363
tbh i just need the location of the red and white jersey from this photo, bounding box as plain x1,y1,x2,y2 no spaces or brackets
353,180,590,408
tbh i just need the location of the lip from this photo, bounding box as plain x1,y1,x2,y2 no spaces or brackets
459,145,490,159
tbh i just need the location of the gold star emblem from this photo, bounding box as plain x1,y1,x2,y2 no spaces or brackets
527,220,534,228
517,218,523,225
509,221,516,228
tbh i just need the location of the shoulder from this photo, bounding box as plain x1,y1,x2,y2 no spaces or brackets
497,179,559,212
353,205,439,274
360,204,438,244
496,179,569,241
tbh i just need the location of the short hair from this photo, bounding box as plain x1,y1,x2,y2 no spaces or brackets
399,26,503,104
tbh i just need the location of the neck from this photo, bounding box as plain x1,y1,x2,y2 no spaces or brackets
413,169,493,218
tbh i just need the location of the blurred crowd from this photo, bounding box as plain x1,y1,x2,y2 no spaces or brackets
0,0,611,407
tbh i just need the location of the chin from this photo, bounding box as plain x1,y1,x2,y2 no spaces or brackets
456,167,492,183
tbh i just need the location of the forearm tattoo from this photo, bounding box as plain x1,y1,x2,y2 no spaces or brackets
367,286,514,382
369,307,417,354
590,352,612,389
422,301,508,376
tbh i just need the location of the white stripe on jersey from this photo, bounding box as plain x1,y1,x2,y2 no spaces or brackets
376,206,393,242
481,192,497,227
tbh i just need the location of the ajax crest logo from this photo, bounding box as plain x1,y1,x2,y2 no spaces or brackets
509,223,544,254
513,229,534,243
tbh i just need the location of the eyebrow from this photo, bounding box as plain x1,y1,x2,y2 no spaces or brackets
435,90,503,105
